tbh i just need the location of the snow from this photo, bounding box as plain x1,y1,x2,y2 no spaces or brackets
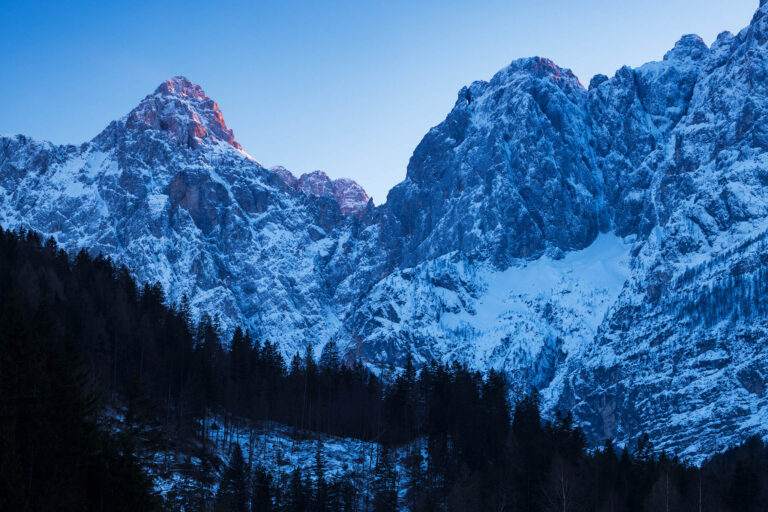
147,193,169,216
348,232,632,403
152,419,410,504
442,233,630,355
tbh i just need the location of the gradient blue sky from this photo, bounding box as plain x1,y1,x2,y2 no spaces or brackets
0,0,758,202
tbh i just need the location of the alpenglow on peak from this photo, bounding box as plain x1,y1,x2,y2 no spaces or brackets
94,76,247,154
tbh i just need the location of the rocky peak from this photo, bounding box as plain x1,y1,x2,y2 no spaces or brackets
331,178,371,217
588,74,610,91
748,1,768,44
269,165,298,188
493,57,583,90
154,76,207,99
663,34,709,62
453,57,584,112
298,170,335,197
112,76,244,152
270,166,371,216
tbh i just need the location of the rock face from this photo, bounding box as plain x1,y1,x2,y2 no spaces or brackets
271,167,371,217
384,57,600,268
108,76,246,152
3,4,768,460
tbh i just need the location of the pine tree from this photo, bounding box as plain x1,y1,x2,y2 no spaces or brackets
318,340,340,373
372,445,398,512
313,439,328,507
216,444,249,512
404,441,426,512
285,468,309,512
251,465,273,512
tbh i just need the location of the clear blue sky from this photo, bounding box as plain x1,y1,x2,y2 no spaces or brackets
0,0,758,203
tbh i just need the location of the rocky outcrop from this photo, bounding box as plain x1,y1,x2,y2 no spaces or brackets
271,167,371,217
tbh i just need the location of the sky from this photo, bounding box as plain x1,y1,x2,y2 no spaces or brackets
0,0,758,203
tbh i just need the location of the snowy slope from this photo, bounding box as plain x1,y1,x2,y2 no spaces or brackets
153,421,391,506
345,234,631,395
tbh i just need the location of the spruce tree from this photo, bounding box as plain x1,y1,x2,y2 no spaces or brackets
216,444,249,512
285,468,309,512
318,340,340,373
313,439,329,512
372,445,398,512
251,465,273,512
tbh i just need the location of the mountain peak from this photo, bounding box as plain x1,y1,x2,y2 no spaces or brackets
269,166,372,216
663,34,709,62
500,57,583,89
154,76,208,100
98,76,246,154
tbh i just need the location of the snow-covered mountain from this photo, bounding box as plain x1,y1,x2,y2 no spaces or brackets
3,5,768,459
0,76,377,352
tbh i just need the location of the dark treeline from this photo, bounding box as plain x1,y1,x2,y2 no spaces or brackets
1,227,767,512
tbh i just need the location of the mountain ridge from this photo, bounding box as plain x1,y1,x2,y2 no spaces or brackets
2,3,768,460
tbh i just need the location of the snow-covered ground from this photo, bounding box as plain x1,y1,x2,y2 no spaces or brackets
152,420,411,507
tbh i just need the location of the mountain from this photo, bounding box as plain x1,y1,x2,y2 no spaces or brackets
0,76,375,354
3,5,768,459
345,8,768,459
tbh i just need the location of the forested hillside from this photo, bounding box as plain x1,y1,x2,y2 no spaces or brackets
1,227,767,511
